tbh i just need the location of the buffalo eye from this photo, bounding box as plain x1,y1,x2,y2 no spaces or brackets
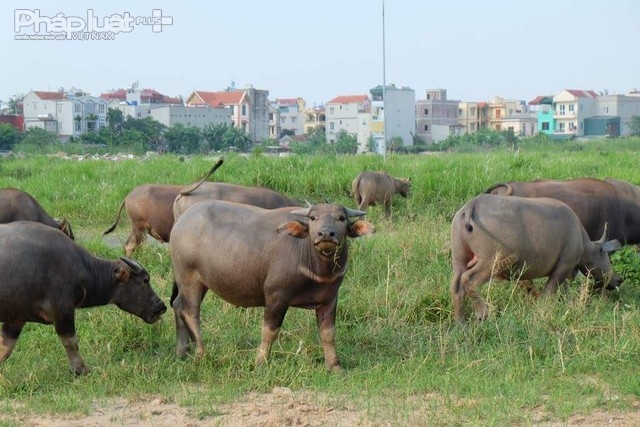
337,215,346,222
309,215,317,221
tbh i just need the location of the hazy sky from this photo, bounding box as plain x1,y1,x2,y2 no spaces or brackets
2,0,639,107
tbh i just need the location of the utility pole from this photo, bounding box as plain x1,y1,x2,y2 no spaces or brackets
381,0,387,160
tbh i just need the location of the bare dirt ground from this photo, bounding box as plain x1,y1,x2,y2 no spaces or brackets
2,389,640,426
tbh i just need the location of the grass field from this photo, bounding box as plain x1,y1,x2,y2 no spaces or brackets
1,139,640,425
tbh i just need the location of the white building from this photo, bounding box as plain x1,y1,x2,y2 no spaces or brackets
370,84,416,152
553,89,598,136
23,90,108,138
271,98,305,136
149,105,231,128
100,86,182,120
325,94,371,150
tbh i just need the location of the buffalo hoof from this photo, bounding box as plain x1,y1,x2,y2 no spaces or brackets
328,365,344,374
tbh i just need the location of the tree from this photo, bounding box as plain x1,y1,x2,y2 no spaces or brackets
222,126,252,152
107,108,125,134
123,116,166,150
164,124,202,154
332,130,358,154
629,116,640,137
0,124,21,150
6,93,25,115
202,123,229,152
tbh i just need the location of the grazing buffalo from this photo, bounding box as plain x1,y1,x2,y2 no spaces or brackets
0,188,74,239
450,194,621,323
173,182,302,220
169,201,374,372
351,171,410,217
0,222,167,375
103,184,183,256
485,178,634,244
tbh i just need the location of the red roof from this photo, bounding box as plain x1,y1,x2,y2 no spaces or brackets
100,88,181,104
327,95,369,104
565,89,598,98
189,90,245,107
33,91,65,100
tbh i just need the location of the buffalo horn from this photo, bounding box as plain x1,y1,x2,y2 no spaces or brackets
290,207,310,217
596,222,609,244
119,257,144,274
345,208,367,217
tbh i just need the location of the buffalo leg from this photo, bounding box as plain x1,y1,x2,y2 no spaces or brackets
316,297,342,372
54,314,88,375
450,268,467,323
124,229,146,257
172,282,207,358
0,321,25,362
460,262,493,321
255,300,288,367
542,268,573,295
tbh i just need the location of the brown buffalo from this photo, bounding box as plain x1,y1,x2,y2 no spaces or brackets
169,200,374,372
0,221,167,374
103,184,183,256
0,188,74,239
486,178,631,244
451,194,621,323
351,171,410,217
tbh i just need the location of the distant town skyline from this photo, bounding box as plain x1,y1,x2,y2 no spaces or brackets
2,0,639,106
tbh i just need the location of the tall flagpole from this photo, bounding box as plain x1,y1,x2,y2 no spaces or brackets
382,0,387,160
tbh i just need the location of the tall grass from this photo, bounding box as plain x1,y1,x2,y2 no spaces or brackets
1,139,640,424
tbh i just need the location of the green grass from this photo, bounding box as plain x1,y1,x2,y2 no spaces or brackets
1,139,640,424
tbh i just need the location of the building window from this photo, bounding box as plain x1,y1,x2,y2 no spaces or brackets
424,124,429,131
74,103,82,113
329,122,335,130
424,108,429,115
241,104,247,116
57,105,62,113
542,122,550,131
568,104,574,112
559,105,565,115
470,123,476,131
269,113,274,120
291,117,296,123
329,107,334,114
558,122,565,132
74,121,81,132
603,106,609,114
98,103,105,114
229,105,234,115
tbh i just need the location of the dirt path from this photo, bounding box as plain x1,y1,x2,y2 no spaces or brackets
3,389,640,426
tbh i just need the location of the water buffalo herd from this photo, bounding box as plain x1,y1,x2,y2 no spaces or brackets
1,161,640,374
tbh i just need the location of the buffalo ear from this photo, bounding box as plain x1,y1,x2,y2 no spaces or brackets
119,257,144,274
277,220,309,238
348,220,375,238
114,265,131,283
601,239,622,253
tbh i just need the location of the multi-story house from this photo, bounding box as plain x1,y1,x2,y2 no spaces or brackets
271,98,305,136
325,94,371,150
23,89,108,138
553,89,598,137
587,92,640,136
415,89,459,143
185,86,270,143
370,84,416,153
529,95,555,135
303,105,326,134
488,96,529,131
100,85,181,119
458,101,489,134
268,104,280,140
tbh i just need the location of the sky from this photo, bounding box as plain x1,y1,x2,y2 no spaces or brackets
2,0,639,107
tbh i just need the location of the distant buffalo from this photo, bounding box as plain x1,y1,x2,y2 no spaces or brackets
352,171,410,217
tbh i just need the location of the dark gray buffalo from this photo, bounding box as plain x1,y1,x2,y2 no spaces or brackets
103,184,183,256
170,200,374,372
351,171,410,217
485,177,637,244
0,222,167,375
451,194,621,323
0,188,74,239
